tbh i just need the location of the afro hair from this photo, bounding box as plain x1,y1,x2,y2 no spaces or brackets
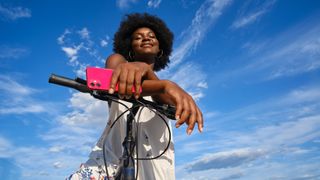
113,13,174,71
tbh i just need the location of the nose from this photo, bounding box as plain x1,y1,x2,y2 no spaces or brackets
142,35,151,42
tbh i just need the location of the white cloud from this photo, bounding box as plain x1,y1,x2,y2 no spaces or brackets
78,27,90,40
231,0,277,29
197,82,208,89
53,161,63,169
100,35,110,47
211,19,320,84
0,136,12,158
175,85,320,179
8,145,84,179
0,75,52,115
212,86,320,129
232,10,265,29
0,46,29,59
159,62,208,101
59,92,108,126
0,104,45,114
0,4,31,21
176,115,320,179
61,45,82,62
57,29,71,45
58,28,107,77
252,23,320,80
100,39,108,47
49,146,64,153
116,0,138,9
185,148,266,171
147,0,162,8
171,0,232,66
160,0,231,101
7,91,110,178
0,75,35,96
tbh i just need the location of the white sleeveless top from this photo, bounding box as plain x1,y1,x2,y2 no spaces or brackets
69,97,175,180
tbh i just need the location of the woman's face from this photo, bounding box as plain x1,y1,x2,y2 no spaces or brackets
131,27,160,59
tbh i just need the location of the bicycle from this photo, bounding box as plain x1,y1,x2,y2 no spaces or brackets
48,72,176,180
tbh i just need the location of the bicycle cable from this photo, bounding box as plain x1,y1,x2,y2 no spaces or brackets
102,98,172,180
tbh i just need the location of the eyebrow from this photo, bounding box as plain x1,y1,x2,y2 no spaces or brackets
133,31,155,36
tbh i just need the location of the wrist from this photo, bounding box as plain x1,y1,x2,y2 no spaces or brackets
162,80,173,93
146,67,158,80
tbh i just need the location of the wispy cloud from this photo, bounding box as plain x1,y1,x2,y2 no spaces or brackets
77,27,90,40
0,46,29,59
57,29,71,45
211,18,320,85
100,35,110,47
1,143,85,179
0,90,109,178
147,0,162,8
57,27,108,77
159,62,208,101
159,0,232,101
0,75,35,95
176,85,320,179
59,92,109,127
249,21,320,80
0,136,12,158
171,0,232,66
231,0,277,29
116,0,161,9
0,75,48,115
186,148,266,171
0,4,31,21
177,115,320,179
36,92,109,178
116,0,138,9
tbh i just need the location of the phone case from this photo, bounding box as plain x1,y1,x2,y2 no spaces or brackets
86,67,141,92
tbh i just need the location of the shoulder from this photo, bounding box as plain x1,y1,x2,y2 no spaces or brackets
105,53,127,69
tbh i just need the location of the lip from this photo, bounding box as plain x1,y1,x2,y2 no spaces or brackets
141,43,153,48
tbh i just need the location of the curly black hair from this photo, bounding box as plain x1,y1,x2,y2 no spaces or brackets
113,13,174,71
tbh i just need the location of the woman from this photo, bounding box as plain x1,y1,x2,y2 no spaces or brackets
68,13,203,180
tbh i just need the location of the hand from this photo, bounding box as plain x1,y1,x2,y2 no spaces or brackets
163,80,203,135
108,62,152,99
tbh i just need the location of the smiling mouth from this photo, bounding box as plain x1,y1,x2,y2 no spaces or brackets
141,43,153,47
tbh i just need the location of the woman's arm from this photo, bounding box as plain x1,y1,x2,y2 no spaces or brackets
141,79,203,134
105,53,174,104
105,53,203,134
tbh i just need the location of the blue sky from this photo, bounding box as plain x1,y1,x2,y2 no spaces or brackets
1,0,320,179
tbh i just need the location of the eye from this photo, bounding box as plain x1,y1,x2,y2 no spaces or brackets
133,34,142,40
149,33,156,38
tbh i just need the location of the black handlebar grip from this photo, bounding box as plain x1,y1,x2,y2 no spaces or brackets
49,74,90,93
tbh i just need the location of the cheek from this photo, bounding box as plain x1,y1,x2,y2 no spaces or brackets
154,40,160,51
131,41,140,51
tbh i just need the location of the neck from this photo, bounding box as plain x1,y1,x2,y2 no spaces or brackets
133,54,156,65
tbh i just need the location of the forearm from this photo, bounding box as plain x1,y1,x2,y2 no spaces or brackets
141,79,175,105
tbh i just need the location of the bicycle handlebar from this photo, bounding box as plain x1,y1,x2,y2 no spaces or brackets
48,74,176,120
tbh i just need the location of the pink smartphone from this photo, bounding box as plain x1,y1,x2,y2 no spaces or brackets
86,67,141,92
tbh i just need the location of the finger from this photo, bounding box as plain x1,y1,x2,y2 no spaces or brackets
109,68,121,94
126,70,135,98
195,107,203,132
176,98,190,128
186,102,197,135
174,96,183,123
118,68,128,98
134,71,142,99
